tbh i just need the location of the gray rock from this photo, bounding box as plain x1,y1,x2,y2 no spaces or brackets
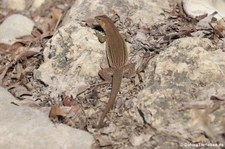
0,86,16,103
0,86,94,149
7,0,46,10
35,23,103,98
132,37,225,144
0,14,34,45
32,0,225,147
183,0,225,19
36,0,170,98
63,0,170,26
7,0,26,10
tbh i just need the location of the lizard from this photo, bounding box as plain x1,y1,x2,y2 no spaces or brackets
95,15,135,128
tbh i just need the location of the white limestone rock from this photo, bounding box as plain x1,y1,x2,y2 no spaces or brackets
0,86,94,149
0,14,34,45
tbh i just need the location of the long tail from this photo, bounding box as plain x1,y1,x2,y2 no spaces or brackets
97,69,123,128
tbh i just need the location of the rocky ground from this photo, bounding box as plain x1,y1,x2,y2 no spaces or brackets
0,0,225,149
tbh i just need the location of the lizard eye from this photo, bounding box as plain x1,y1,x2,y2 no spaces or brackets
95,16,101,21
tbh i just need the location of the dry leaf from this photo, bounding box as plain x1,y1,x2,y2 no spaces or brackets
129,134,152,146
0,66,5,74
11,99,40,107
196,11,217,30
10,85,32,98
210,23,224,38
69,105,80,114
50,8,62,32
10,46,39,62
17,35,35,43
0,64,12,85
0,43,23,53
49,105,66,119
15,63,24,80
15,50,38,61
62,92,73,106
96,135,112,147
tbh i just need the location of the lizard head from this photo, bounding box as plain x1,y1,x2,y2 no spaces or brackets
95,15,111,30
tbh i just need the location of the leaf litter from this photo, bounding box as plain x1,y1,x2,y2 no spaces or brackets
0,1,225,149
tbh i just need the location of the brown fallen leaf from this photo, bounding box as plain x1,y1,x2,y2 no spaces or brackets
0,63,12,85
50,8,62,32
49,105,66,119
9,85,32,98
15,50,38,61
96,135,112,147
136,52,156,82
0,13,5,24
196,11,217,30
11,98,40,107
69,105,80,114
209,23,224,38
61,105,87,129
15,63,24,81
18,26,43,45
0,43,23,54
9,46,39,62
61,92,74,106
0,66,5,74
16,35,35,44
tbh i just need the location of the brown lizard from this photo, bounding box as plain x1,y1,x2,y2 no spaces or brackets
95,15,135,128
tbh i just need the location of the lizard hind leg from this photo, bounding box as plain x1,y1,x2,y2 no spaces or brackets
123,63,136,78
98,67,114,82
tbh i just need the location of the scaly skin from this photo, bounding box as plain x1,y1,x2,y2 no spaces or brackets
95,15,129,128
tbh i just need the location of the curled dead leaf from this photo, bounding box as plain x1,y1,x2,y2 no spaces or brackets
51,8,62,32
96,135,112,147
11,98,40,107
15,50,39,61
49,105,66,119
0,43,23,54
0,66,5,74
61,92,74,106
0,64,11,85
129,134,152,146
